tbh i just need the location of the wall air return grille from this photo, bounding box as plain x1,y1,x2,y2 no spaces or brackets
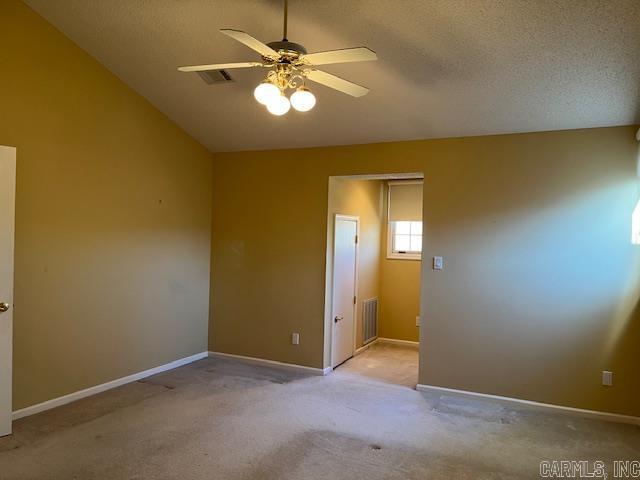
363,298,378,345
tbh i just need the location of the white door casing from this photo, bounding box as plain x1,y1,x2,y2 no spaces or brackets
0,146,16,437
331,215,358,368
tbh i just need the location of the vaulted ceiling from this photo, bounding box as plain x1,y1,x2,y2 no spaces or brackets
25,0,640,152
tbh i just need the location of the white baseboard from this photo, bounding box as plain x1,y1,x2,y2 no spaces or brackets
208,351,331,376
355,339,378,356
416,384,640,426
377,337,419,347
12,351,208,421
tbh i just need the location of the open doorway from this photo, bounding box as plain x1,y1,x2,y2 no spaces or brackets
324,173,424,388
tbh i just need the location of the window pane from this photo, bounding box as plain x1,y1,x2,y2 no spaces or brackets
394,234,411,251
410,235,422,252
411,222,423,235
395,221,411,235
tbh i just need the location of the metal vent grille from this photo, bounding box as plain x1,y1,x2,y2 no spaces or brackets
363,298,378,345
196,69,234,85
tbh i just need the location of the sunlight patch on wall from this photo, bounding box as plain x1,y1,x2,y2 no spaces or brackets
428,177,639,363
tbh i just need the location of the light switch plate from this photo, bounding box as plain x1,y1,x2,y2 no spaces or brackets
602,370,613,386
292,333,300,345
433,256,443,270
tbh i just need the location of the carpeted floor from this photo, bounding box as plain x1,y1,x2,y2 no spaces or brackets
0,344,638,479
337,341,419,387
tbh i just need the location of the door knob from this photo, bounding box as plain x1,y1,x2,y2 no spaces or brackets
334,315,343,323
0,303,9,313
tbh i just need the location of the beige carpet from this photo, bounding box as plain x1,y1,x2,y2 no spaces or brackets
336,341,419,387
1,346,638,479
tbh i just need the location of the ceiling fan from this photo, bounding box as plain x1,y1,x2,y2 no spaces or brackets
178,0,377,115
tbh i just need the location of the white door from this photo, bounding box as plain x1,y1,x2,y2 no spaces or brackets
331,215,358,368
0,146,16,437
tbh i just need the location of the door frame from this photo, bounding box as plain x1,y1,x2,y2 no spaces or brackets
0,146,16,437
330,214,359,368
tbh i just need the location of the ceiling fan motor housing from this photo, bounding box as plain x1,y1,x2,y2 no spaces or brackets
266,40,308,62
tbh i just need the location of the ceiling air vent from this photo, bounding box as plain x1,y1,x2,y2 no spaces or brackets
196,69,234,85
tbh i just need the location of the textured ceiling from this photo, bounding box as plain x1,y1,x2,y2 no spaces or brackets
25,0,640,152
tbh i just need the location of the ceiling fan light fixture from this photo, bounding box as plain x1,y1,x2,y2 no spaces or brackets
254,81,280,105
178,0,378,116
290,87,316,112
266,94,291,116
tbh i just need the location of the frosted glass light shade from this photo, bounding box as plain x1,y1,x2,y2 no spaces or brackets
266,94,291,116
290,88,316,112
254,82,280,105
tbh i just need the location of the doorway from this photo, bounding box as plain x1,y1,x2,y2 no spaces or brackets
0,146,16,437
325,173,424,387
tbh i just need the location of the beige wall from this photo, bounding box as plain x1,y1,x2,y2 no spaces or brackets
210,126,640,417
327,178,383,348
1,1,212,410
379,184,422,343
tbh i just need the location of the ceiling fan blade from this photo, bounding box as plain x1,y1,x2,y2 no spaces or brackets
178,62,262,73
300,47,377,66
305,70,370,97
220,29,281,60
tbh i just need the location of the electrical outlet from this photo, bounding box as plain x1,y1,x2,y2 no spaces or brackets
602,371,613,386
416,316,420,327
291,333,300,345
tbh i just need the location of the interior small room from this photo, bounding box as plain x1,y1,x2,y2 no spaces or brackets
1,1,640,479
325,175,423,387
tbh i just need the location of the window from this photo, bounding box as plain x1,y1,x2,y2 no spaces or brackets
389,221,422,259
387,180,423,260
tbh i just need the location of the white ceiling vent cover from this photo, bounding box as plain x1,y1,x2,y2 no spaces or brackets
196,69,234,85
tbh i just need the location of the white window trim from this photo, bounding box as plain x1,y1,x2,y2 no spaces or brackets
386,222,422,261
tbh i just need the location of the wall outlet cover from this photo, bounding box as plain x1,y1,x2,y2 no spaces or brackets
292,333,300,345
602,370,613,386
